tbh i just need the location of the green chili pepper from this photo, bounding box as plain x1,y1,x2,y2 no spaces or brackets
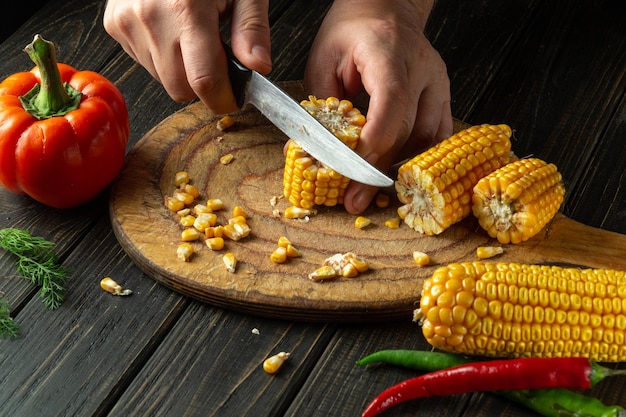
356,350,626,417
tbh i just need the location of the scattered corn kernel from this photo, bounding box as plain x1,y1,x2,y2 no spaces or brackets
308,265,338,281
222,222,250,241
194,213,218,231
193,204,212,215
285,244,301,258
100,277,132,296
277,236,292,248
384,218,401,229
206,198,225,211
354,216,372,229
206,237,225,251
270,246,288,264
220,153,234,165
375,193,390,208
177,243,194,262
165,196,185,212
412,251,430,266
263,351,290,374
217,115,235,131
233,205,250,218
284,206,316,219
175,171,190,186
181,228,201,241
174,190,195,206
228,215,247,225
341,262,359,278
181,183,200,199
180,214,196,227
476,246,504,259
177,208,191,217
223,253,237,273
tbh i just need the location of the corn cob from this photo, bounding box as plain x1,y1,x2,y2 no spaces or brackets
283,96,365,208
396,124,515,235
472,157,565,244
414,262,626,362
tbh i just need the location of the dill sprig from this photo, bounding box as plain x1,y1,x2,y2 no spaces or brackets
0,295,20,339
0,228,72,310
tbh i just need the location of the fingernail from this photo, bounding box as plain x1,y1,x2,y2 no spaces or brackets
251,45,271,70
352,187,377,214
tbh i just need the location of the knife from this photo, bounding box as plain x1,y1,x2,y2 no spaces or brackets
223,43,394,188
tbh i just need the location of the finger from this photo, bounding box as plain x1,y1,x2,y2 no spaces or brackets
231,0,272,74
178,9,238,114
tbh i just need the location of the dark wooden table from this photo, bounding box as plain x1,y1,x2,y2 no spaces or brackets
1,1,624,416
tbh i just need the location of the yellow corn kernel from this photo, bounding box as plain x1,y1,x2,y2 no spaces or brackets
354,216,372,229
263,351,290,374
211,225,224,238
173,189,195,206
206,198,225,211
476,246,504,259
414,262,626,362
277,236,292,248
177,243,194,262
321,252,369,278
180,214,196,227
181,183,200,199
177,208,191,217
286,244,301,258
222,222,250,241
375,193,390,208
194,213,218,232
308,265,338,281
270,246,288,264
284,206,316,219
472,158,565,244
228,215,247,225
384,218,401,229
100,277,132,296
206,237,225,251
193,204,212,215
412,251,430,266
217,115,235,131
181,228,201,242
283,96,365,208
233,205,250,218
175,171,190,186
223,253,237,273
165,196,185,212
396,124,515,235
220,153,234,165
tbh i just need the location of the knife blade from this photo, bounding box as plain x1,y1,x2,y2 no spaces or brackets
223,43,394,188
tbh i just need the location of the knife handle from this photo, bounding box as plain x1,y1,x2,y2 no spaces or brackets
222,41,251,109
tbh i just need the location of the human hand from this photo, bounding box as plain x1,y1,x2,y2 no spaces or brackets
103,0,272,114
304,0,452,214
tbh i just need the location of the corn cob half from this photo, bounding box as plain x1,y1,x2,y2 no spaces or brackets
472,157,565,244
396,124,515,235
414,262,626,362
283,96,365,208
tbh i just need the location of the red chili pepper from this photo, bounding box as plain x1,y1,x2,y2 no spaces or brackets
0,34,129,208
361,357,625,417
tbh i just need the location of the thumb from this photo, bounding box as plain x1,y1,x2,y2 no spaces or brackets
231,0,272,74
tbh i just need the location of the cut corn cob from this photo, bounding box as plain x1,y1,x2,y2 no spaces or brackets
414,262,626,362
472,157,565,244
283,96,365,208
396,124,515,235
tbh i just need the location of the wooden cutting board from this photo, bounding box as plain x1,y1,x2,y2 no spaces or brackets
109,81,626,323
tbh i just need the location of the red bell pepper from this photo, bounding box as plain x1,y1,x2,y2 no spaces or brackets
0,34,129,208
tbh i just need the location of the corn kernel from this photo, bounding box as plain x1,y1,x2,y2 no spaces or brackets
165,196,185,212
217,115,235,131
206,198,225,211
413,251,431,266
384,218,401,229
100,277,132,296
223,253,237,273
233,205,250,218
270,247,288,264
286,244,301,258
180,215,196,227
174,190,195,206
222,222,250,241
175,171,190,186
220,153,234,165
228,215,247,225
263,352,289,374
193,204,212,214
284,206,316,219
476,246,504,259
308,265,338,281
181,228,201,241
354,216,372,229
206,237,225,251
375,193,390,208
177,243,194,261
277,236,292,248
181,183,200,199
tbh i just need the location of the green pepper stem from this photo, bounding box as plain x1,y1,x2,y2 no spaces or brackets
20,34,81,119
591,360,626,387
